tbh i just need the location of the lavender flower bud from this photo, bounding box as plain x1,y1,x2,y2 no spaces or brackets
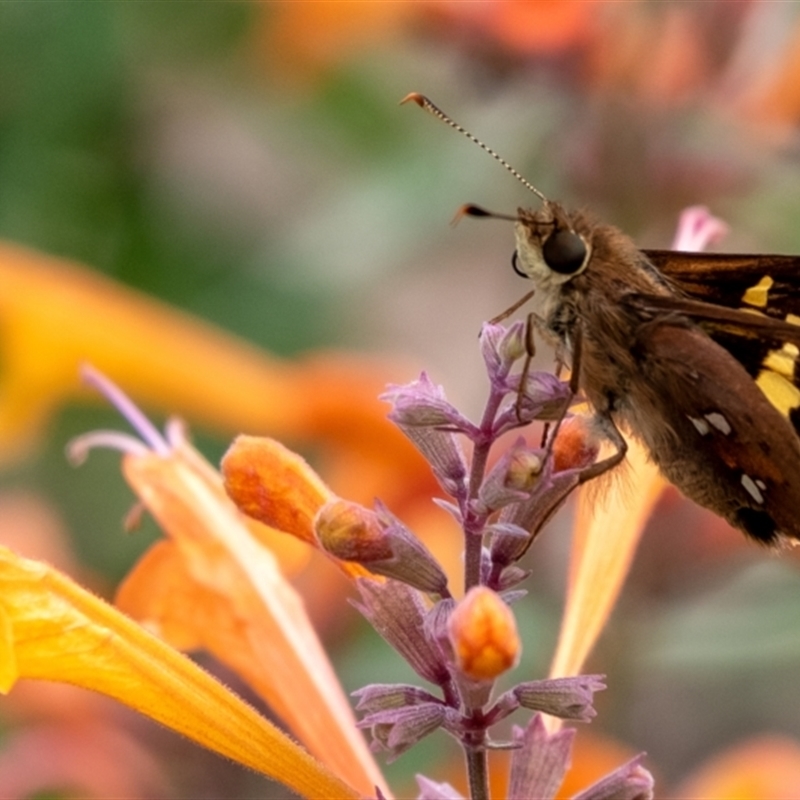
488,523,531,569
499,588,528,605
424,597,456,663
382,373,469,496
480,321,527,378
359,703,449,761
479,322,509,377
383,372,467,427
494,565,531,591
477,439,544,513
494,371,572,433
498,321,528,363
353,579,450,686
485,521,530,539
316,500,449,594
353,683,441,712
512,674,605,722
508,714,575,800
498,468,581,548
572,755,654,800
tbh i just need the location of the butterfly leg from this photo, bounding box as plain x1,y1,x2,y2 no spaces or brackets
547,323,627,482
577,413,628,483
539,319,583,454
514,311,538,422
488,289,536,325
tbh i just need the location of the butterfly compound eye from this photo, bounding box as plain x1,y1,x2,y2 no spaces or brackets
542,229,587,275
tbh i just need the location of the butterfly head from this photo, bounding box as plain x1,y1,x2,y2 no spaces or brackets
513,204,592,290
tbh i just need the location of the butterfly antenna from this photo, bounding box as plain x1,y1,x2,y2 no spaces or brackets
401,92,548,205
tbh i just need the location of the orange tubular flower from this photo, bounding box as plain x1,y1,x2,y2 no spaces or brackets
549,439,663,681
0,546,360,799
221,435,376,580
56,367,386,798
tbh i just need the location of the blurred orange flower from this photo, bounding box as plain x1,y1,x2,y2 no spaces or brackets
674,735,800,799
256,1,417,83
254,1,800,148
0,241,433,512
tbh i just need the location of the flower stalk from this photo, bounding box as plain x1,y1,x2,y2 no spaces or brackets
352,320,649,800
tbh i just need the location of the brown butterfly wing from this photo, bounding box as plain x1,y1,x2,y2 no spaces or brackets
643,249,800,320
625,318,800,543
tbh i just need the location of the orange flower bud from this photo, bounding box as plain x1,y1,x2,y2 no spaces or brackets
505,448,543,493
552,415,600,472
316,500,449,594
221,435,334,546
315,500,390,562
448,587,520,681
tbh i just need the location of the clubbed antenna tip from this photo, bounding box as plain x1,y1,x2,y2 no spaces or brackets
401,92,548,205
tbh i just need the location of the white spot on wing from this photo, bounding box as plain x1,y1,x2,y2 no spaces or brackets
688,416,710,436
741,474,765,505
705,412,732,435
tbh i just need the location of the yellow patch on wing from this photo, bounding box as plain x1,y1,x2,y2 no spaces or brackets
786,313,800,326
756,368,800,418
763,343,800,380
742,275,774,308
